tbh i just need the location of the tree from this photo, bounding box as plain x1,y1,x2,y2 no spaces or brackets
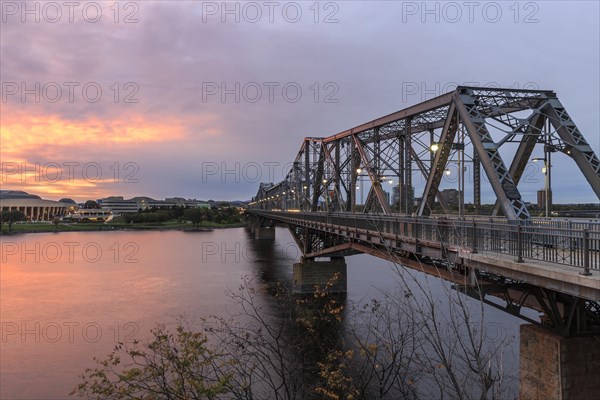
204,276,345,400
71,324,232,399
52,216,61,230
0,210,9,230
73,276,346,400
172,205,185,219
204,208,214,225
184,208,204,227
1,210,26,232
74,262,514,399
83,200,100,209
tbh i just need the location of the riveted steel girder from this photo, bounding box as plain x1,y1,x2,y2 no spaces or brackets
455,90,530,220
250,86,600,222
542,99,600,198
492,112,545,216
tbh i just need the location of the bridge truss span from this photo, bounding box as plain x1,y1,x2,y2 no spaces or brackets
250,86,600,221
247,86,600,336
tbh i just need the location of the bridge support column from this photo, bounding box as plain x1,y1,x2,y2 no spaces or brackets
255,226,275,240
520,324,600,400
293,257,347,293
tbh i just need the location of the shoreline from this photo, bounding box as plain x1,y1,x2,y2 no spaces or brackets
0,223,246,235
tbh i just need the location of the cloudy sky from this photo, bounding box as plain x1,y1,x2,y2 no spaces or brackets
1,0,598,203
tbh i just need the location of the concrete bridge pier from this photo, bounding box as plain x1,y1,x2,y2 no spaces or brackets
293,257,347,293
255,225,275,240
245,214,275,240
520,324,600,400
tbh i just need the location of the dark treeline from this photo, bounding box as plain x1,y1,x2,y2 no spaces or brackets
121,204,242,225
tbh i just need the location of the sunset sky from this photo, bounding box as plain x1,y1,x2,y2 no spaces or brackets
1,1,598,203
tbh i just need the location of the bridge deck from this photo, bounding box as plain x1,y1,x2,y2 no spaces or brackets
460,250,599,301
249,210,600,301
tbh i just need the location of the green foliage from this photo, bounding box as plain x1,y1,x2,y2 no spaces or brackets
184,208,204,227
52,216,61,230
202,275,347,400
71,324,232,399
73,276,346,400
73,272,510,399
0,210,26,231
117,206,241,226
123,210,173,224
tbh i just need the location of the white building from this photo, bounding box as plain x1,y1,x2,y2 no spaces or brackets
99,196,210,215
0,190,69,221
69,209,113,222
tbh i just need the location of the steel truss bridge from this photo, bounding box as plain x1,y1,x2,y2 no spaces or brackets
247,86,600,336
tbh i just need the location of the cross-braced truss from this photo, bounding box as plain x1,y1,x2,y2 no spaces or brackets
251,86,600,221
248,86,600,336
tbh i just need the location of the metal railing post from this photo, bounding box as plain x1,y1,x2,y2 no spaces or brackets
515,225,524,263
472,220,478,254
414,217,420,252
580,229,592,276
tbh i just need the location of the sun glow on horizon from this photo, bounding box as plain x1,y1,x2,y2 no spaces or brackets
1,107,222,201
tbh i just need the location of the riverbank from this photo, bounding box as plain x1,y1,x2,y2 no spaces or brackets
0,221,245,235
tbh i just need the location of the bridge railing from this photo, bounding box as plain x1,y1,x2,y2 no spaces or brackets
467,220,600,272
249,210,600,271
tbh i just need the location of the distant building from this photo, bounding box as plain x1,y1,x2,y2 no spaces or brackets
59,198,78,213
98,197,140,214
392,185,415,212
69,209,113,222
537,189,553,210
383,189,390,205
438,189,461,208
99,196,209,215
0,190,69,221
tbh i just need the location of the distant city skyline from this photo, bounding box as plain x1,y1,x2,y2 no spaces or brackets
1,1,598,203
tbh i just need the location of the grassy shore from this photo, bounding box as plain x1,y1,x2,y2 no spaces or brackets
0,220,245,234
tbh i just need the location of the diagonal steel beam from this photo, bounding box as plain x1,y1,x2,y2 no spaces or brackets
492,112,545,216
323,92,455,144
542,99,600,199
321,141,346,211
353,135,392,215
417,102,457,216
311,143,325,211
455,90,530,220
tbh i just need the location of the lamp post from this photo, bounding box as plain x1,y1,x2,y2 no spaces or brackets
532,156,551,217
433,141,466,218
356,168,364,210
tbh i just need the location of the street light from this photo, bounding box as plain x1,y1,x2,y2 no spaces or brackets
532,157,551,217
430,143,439,152
356,168,364,209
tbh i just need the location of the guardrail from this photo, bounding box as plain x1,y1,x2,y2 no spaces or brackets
249,211,600,272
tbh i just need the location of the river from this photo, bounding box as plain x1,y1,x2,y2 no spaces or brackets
0,227,523,399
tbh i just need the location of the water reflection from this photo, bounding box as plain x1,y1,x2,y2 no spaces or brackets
0,227,522,399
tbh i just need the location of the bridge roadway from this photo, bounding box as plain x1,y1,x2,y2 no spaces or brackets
248,210,600,302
